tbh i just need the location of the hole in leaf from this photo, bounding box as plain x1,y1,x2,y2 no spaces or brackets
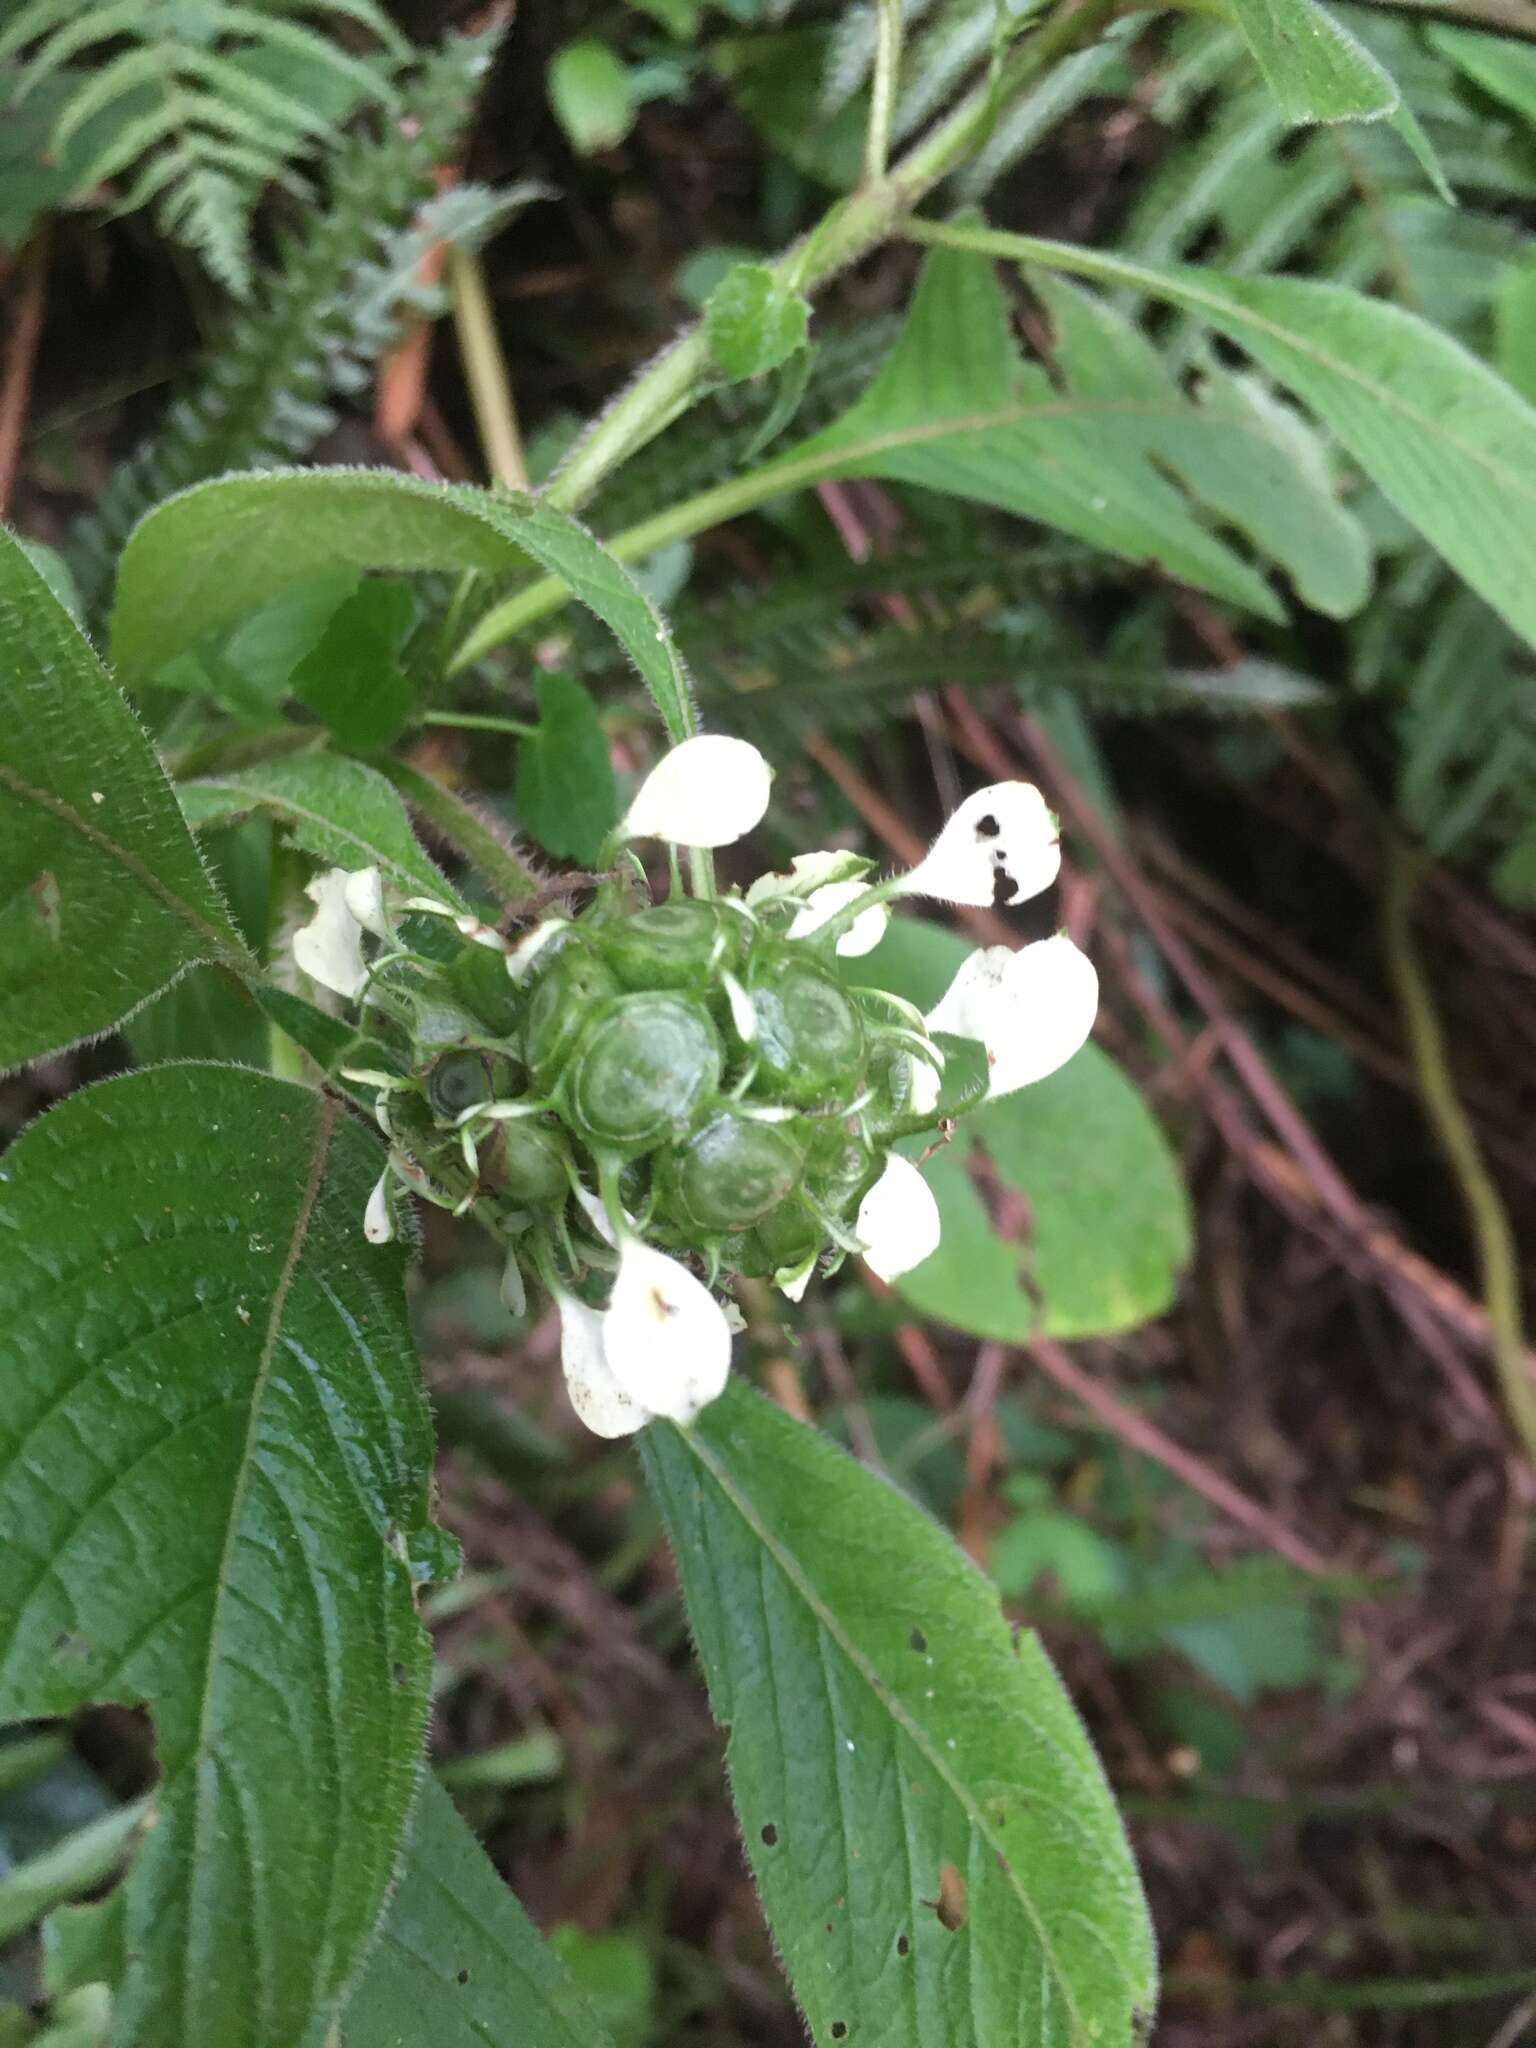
908,1627,927,1654
456,1968,470,1986
831,2024,848,2040
896,1934,910,1958
761,1823,778,1846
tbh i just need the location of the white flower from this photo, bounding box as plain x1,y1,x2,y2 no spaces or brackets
363,1171,395,1244
343,866,390,939
623,735,772,848
787,881,890,958
602,1240,732,1425
926,934,1098,1098
896,782,1060,910
554,1290,651,1439
855,1154,942,1282
293,867,368,998
746,848,869,906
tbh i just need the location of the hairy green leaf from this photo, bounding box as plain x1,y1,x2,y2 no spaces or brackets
704,262,811,381
910,222,1536,654
291,579,418,753
0,525,247,1070
111,468,698,745
547,38,635,155
641,1381,1158,2048
514,673,619,866
339,1780,616,2047
0,1065,441,2048
1225,0,1397,124
855,918,1192,1340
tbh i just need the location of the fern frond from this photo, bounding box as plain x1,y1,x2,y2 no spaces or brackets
65,31,500,619
1,0,401,294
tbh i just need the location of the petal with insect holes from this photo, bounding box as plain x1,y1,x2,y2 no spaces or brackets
293,867,368,999
623,735,772,848
602,1241,732,1424
555,1289,652,1439
896,781,1060,910
856,1153,942,1282
926,934,1098,1098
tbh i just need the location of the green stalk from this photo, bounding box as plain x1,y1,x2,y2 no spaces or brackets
865,0,906,186
448,246,529,489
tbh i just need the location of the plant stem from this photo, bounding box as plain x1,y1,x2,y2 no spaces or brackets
865,0,905,186
448,245,528,489
535,0,1117,522
1382,843,1536,1464
418,708,536,736
381,758,541,903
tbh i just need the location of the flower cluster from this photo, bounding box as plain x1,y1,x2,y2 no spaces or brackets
294,734,1096,1436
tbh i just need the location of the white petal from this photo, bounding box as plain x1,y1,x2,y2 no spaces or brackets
555,1291,650,1439
855,1154,942,1282
926,935,1098,1098
363,1171,395,1244
343,866,390,939
603,1242,732,1424
293,868,368,998
573,1185,621,1247
622,735,772,848
746,847,869,906
787,881,890,958
722,970,758,1043
506,917,569,979
455,913,510,953
896,782,1060,910
774,1256,816,1303
907,1054,943,1117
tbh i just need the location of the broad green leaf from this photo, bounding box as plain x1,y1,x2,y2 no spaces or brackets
908,222,1536,654
179,753,461,899
641,1382,1157,2048
547,38,635,155
854,917,1193,1340
291,578,418,753
1225,0,1398,124
126,820,272,1069
767,245,1287,619
704,261,811,381
111,469,698,745
0,525,248,1070
339,1780,616,2048
148,573,361,725
514,673,619,865
0,1065,441,2048
1033,275,1371,617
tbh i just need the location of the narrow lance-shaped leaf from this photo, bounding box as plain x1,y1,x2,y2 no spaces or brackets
0,1065,444,2048
111,468,698,744
339,1779,618,2048
906,221,1536,656
642,1382,1158,2048
0,526,248,1070
1225,0,1398,125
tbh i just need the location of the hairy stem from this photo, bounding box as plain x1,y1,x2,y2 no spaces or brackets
1382,844,1536,1464
865,0,906,186
448,246,528,489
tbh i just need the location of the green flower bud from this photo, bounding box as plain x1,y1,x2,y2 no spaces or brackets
598,900,734,991
659,1107,802,1234
566,992,722,1153
524,945,620,1095
483,1118,570,1206
748,1192,821,1273
746,946,865,1108
427,1050,493,1121
448,941,521,1035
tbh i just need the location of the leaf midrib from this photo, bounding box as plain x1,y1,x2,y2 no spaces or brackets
670,1421,1102,2039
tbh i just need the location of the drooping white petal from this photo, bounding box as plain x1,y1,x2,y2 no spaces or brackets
774,1255,816,1303
855,1154,942,1282
925,934,1098,1099
896,782,1060,910
555,1290,650,1439
573,1185,621,1248
363,1171,395,1244
746,847,870,907
722,970,758,1043
343,866,391,939
787,881,890,958
602,1241,732,1425
622,735,772,848
907,1053,943,1117
293,868,368,998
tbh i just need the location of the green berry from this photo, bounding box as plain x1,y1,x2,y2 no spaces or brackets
524,944,620,1094
484,1119,570,1206
566,992,722,1153
660,1107,802,1233
599,900,733,991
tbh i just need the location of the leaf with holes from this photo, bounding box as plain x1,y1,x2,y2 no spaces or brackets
339,1779,617,2047
111,468,698,746
0,1065,442,2048
0,526,248,1070
642,1381,1157,2048
179,753,460,901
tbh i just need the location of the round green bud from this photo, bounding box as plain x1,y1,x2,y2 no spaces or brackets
598,900,732,992
804,1122,879,1218
524,946,620,1095
659,1108,803,1234
749,1192,821,1273
566,992,722,1153
483,1118,570,1206
746,946,866,1108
